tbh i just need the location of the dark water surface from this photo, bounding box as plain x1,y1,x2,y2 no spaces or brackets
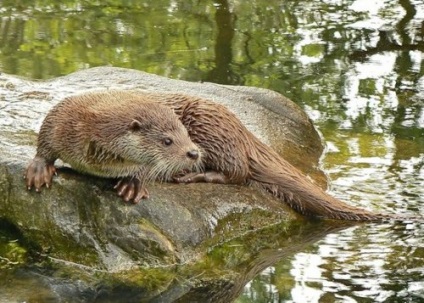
1,0,424,302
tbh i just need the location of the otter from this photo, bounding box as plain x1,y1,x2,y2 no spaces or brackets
24,91,201,203
25,90,409,221
143,92,405,221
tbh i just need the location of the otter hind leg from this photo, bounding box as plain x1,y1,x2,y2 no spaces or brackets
24,156,57,192
174,171,229,184
114,177,149,203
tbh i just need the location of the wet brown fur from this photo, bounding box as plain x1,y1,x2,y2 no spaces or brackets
25,91,201,201
148,92,401,221
27,90,408,220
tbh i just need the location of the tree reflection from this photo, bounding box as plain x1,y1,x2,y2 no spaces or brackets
0,1,423,301
204,0,240,84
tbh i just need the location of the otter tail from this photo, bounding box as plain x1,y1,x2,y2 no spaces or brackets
248,141,392,221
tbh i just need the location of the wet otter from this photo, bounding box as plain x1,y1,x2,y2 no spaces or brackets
26,90,408,221
146,92,402,221
25,91,201,203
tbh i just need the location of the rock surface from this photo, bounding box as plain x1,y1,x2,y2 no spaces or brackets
0,67,343,301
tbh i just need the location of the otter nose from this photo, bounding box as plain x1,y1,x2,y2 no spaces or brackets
187,150,199,160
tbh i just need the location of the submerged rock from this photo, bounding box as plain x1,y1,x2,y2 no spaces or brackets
0,67,344,301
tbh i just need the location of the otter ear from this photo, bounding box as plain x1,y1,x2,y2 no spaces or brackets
129,119,144,132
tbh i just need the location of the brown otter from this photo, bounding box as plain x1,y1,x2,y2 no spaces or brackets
26,90,410,221
24,91,201,203
145,92,404,221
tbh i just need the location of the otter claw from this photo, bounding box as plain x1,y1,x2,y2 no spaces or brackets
133,188,149,203
115,177,149,204
24,157,56,192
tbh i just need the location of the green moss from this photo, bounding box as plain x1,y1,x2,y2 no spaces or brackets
110,267,176,291
205,208,289,248
0,239,28,269
137,218,175,258
31,229,101,267
0,221,28,269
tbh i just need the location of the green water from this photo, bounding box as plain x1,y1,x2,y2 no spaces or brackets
1,0,424,302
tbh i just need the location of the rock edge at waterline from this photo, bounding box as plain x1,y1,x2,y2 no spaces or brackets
0,67,326,270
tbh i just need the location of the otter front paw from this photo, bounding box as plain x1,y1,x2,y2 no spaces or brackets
24,157,57,192
174,171,229,184
114,177,149,203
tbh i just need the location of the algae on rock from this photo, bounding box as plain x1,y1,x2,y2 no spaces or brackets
0,67,339,301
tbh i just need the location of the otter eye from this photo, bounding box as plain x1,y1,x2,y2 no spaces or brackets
163,138,173,146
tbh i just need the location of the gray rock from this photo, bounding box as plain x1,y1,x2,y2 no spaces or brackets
0,67,342,301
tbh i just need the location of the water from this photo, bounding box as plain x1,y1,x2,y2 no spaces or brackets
1,0,423,302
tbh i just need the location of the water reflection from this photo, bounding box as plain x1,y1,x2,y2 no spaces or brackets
204,0,238,84
239,222,424,302
0,0,424,302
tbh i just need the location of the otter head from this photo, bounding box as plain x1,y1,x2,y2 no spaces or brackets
121,102,202,181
